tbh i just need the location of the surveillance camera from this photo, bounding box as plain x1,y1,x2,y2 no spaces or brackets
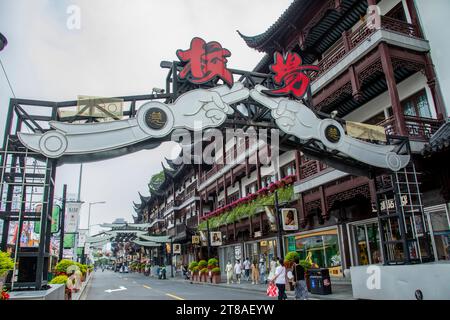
330,110,338,119
152,87,165,94
0,33,7,52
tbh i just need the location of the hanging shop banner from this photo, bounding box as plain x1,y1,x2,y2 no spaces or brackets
64,233,76,249
199,231,208,246
34,204,61,234
264,206,278,232
173,243,181,254
192,235,200,244
210,231,222,246
65,201,83,233
78,229,88,247
281,208,299,231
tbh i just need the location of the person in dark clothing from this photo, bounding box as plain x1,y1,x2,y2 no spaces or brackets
293,257,308,300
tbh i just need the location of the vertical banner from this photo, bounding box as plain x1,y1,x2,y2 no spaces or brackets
65,201,83,233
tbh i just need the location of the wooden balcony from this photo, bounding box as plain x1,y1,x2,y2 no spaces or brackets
310,16,423,82
378,115,443,141
175,189,198,205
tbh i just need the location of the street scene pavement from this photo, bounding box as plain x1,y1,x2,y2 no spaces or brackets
84,270,272,300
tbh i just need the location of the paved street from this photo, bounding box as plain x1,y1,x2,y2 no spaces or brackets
83,270,273,300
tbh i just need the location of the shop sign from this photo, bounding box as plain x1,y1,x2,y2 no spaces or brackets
287,236,296,252
254,231,262,238
192,235,200,244
65,201,83,233
379,195,408,211
235,246,242,260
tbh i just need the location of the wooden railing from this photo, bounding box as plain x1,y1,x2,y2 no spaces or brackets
378,115,443,141
310,16,423,81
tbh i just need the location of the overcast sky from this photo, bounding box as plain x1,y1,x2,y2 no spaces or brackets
0,0,294,235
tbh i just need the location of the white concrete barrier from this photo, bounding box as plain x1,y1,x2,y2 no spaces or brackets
350,262,450,300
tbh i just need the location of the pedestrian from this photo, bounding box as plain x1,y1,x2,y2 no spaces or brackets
251,260,259,285
243,257,251,281
293,257,308,300
259,258,266,284
271,258,287,300
268,257,277,281
225,260,234,284
234,259,242,284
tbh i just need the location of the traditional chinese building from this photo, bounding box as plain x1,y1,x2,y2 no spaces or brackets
236,0,449,275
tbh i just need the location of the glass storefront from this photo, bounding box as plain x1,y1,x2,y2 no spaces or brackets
244,238,277,272
218,244,244,274
352,222,383,265
426,205,450,261
285,229,342,276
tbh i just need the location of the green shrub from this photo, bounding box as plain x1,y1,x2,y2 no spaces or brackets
199,268,208,274
192,266,199,273
55,259,76,274
211,267,221,274
0,251,14,276
198,260,207,268
188,261,198,271
299,260,312,270
207,258,218,268
49,275,68,285
284,251,299,264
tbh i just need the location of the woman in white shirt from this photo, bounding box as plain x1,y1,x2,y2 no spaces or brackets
234,260,242,284
271,258,287,300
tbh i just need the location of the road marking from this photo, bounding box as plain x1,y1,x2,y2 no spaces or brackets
166,293,184,300
143,285,152,289
105,286,127,293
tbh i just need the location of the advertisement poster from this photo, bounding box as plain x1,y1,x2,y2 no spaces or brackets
210,231,222,246
64,233,77,249
173,243,181,254
281,208,299,231
34,204,61,234
7,221,39,247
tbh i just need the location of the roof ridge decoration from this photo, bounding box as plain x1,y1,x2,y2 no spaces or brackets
237,0,305,52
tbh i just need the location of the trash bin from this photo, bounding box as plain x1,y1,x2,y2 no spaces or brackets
308,268,332,295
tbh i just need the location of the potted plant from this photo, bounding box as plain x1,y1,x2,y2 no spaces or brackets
49,275,71,300
0,251,14,289
192,266,200,282
207,258,219,283
199,268,208,282
55,259,76,276
188,261,198,281
211,267,221,284
284,252,299,291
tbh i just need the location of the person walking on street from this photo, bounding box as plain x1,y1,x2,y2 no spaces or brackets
226,260,234,284
268,257,277,281
243,258,251,281
251,260,260,284
259,258,266,284
293,257,308,300
234,260,242,284
271,258,287,300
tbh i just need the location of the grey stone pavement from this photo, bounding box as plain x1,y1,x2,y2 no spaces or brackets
82,269,354,300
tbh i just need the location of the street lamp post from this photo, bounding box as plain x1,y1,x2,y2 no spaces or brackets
88,201,106,236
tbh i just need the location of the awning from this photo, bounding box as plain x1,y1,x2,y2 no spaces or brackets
138,235,171,243
132,240,162,247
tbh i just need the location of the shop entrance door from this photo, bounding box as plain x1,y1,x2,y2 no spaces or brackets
425,204,450,261
350,220,383,266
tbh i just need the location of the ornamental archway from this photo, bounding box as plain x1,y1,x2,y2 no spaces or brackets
0,37,429,290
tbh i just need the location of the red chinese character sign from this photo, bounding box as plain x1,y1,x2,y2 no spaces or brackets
176,37,234,88
263,52,319,99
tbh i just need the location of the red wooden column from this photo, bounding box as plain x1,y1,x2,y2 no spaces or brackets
319,186,328,218
294,150,301,181
344,29,362,102
223,172,228,205
245,136,250,178
198,192,203,224
379,43,407,136
298,193,306,228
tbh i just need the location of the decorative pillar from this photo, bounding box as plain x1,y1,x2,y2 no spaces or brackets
256,148,262,190
223,173,228,205
379,42,407,136
298,194,306,228
424,55,447,119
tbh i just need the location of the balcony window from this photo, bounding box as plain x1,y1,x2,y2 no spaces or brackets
262,175,275,188
402,90,432,118
228,191,240,203
282,162,296,178
245,182,257,195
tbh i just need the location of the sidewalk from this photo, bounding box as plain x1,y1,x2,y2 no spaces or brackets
149,273,355,300
72,271,94,300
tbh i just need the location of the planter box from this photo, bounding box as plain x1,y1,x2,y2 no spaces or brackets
192,273,199,282
200,273,207,282
211,274,221,284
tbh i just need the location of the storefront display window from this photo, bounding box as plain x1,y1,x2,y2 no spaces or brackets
287,229,341,275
